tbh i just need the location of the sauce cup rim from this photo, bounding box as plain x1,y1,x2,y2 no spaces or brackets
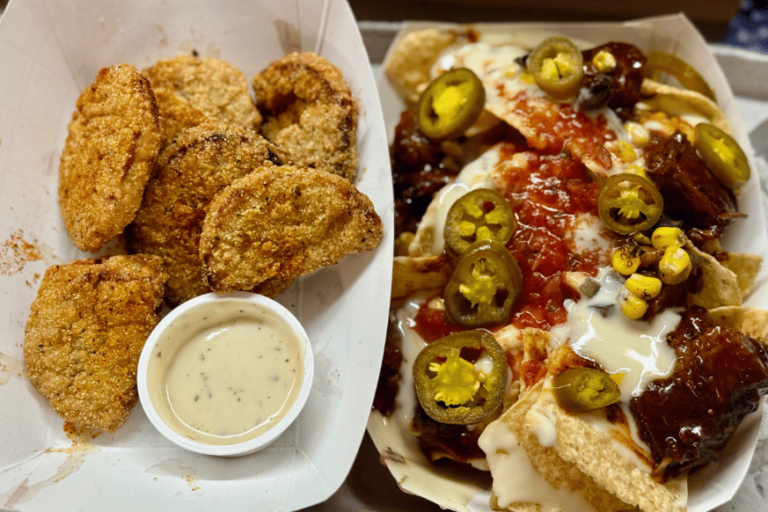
137,291,314,457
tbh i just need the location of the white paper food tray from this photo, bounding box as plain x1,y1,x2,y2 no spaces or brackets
366,14,768,512
0,1,394,511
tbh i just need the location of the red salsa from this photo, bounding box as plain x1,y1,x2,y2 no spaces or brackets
412,146,604,337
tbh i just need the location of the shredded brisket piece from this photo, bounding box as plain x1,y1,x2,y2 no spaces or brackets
630,306,768,480
644,132,742,245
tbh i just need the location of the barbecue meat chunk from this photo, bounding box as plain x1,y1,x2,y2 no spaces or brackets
630,306,768,480
644,131,741,244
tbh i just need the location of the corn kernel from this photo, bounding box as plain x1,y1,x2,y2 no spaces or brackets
612,245,642,276
624,164,648,180
610,141,637,163
624,122,651,146
619,289,648,320
652,227,685,250
592,50,617,73
625,274,663,300
659,245,692,285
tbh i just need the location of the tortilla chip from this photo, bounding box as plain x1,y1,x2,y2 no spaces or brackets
482,383,630,512
385,28,457,103
493,324,524,411
707,306,768,341
391,254,454,302
640,79,731,135
537,389,688,512
686,240,743,309
520,328,551,394
720,252,763,296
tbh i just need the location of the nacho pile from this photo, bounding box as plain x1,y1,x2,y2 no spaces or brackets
371,26,768,512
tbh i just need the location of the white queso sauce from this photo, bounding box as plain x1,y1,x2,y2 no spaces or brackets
148,302,305,446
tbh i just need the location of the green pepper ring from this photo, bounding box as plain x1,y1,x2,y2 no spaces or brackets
444,239,523,328
416,67,486,141
526,36,585,100
644,51,716,102
413,330,508,425
444,188,517,256
694,123,750,188
597,173,664,235
551,367,621,413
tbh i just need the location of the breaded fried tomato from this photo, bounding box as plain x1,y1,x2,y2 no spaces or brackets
199,165,383,294
23,255,167,433
252,52,358,182
142,54,262,146
125,123,286,306
58,64,161,253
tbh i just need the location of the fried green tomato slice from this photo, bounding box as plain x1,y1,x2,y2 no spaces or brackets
199,165,383,294
23,255,167,433
142,54,262,147
413,330,507,425
59,64,160,253
125,123,287,307
252,52,358,182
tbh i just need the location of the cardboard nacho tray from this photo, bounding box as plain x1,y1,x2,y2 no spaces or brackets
361,14,768,512
0,1,393,511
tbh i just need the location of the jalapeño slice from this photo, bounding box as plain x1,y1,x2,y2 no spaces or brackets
694,123,750,188
598,173,664,235
552,368,621,413
527,36,584,100
416,67,486,141
444,188,516,256
444,240,523,328
644,51,716,102
413,330,507,425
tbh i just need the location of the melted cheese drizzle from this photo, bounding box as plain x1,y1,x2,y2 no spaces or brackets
438,42,640,176
410,143,504,256
479,419,598,512
552,268,680,400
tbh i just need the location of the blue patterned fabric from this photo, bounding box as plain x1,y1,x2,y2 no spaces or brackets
723,0,768,53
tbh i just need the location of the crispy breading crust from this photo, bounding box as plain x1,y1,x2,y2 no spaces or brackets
58,64,161,253
125,123,286,307
23,255,167,433
252,52,358,182
199,165,383,294
142,54,262,146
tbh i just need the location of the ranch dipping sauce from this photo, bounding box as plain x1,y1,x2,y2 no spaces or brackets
142,294,310,449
